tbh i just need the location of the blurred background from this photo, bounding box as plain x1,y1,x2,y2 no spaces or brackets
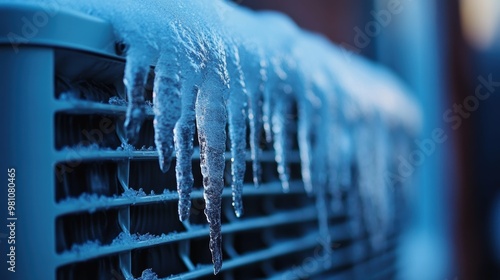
238,0,500,279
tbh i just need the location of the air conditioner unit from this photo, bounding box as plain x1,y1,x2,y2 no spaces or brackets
0,3,406,280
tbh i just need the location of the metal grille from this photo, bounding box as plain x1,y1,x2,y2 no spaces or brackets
0,4,401,280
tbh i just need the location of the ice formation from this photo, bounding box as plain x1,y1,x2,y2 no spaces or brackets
226,43,248,218
4,0,421,275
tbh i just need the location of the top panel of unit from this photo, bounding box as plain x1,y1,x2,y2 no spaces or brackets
0,3,118,57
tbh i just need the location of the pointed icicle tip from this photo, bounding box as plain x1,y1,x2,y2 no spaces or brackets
159,156,172,173
233,200,244,218
174,95,197,222
213,259,222,275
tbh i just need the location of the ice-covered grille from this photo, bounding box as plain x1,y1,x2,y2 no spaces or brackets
0,3,412,280
51,48,400,280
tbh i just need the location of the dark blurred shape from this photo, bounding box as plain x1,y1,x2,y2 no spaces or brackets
451,1,500,279
240,0,376,59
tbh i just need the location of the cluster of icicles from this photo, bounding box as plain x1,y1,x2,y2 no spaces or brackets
15,0,420,274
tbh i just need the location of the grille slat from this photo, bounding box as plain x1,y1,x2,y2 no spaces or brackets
54,100,154,117
55,206,331,266
56,181,305,215
270,237,398,280
174,233,321,279
54,148,300,162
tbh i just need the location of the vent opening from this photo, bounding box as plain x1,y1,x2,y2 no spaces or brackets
129,160,177,194
55,113,123,150
55,160,122,202
130,202,186,235
57,256,122,280
131,243,188,278
56,209,121,253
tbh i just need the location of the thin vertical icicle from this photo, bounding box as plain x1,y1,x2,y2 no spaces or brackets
328,100,352,212
338,122,353,189
262,84,273,144
227,44,248,217
196,34,229,275
327,114,345,190
354,120,385,249
312,88,333,267
271,55,295,193
196,79,227,274
365,118,386,249
263,56,284,144
297,92,315,194
123,46,152,143
373,117,392,239
153,51,181,173
247,54,267,187
272,94,292,192
174,22,203,222
335,87,355,193
314,176,332,268
174,85,198,222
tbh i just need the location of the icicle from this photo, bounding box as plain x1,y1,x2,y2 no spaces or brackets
196,79,227,274
153,51,181,173
311,86,332,267
263,56,283,144
327,100,352,212
366,118,387,249
336,87,358,194
227,44,248,218
262,88,273,144
196,34,229,275
297,92,315,194
247,53,267,187
260,61,272,145
123,45,152,143
174,84,198,222
174,21,205,222
373,116,392,237
354,119,385,249
338,123,353,189
314,176,332,268
272,93,292,192
263,57,292,192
